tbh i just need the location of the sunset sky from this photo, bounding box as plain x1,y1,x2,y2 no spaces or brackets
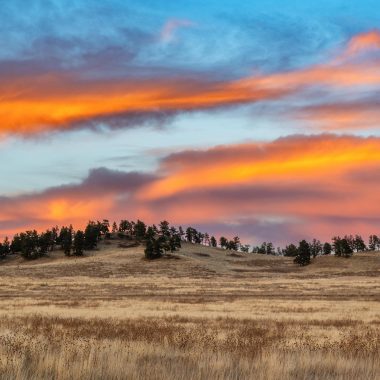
1,0,380,245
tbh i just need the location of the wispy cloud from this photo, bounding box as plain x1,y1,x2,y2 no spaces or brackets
3,135,380,244
159,19,195,43
1,30,380,137
345,30,380,57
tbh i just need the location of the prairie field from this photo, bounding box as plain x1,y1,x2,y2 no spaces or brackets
0,241,379,379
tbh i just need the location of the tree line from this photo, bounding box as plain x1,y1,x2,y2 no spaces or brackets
0,219,179,260
0,219,378,266
252,234,375,266
0,220,110,260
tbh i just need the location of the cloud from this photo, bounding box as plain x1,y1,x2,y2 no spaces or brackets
293,99,380,131
3,135,380,245
345,30,380,57
0,71,287,137
0,168,155,235
135,134,380,243
2,30,380,137
138,134,380,200
159,19,195,43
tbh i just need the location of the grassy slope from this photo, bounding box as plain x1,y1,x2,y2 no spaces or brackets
0,240,379,379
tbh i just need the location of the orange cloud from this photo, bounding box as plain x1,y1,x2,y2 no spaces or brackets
294,102,380,131
0,74,285,135
134,135,380,243
138,135,380,200
1,30,380,136
2,135,380,244
346,30,380,56
0,195,112,232
0,168,152,237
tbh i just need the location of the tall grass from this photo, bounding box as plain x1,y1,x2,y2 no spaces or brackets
0,315,379,380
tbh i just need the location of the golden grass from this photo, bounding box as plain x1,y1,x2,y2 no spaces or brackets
0,241,379,379
0,315,379,380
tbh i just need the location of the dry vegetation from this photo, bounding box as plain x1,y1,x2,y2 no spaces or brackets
0,240,379,379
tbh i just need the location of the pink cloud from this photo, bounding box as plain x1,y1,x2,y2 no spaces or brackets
159,18,195,43
3,135,380,245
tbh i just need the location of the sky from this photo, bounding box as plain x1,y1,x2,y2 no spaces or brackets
1,0,380,245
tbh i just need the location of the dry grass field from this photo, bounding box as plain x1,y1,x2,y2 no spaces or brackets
0,240,379,379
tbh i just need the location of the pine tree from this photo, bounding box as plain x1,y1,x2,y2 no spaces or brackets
62,227,73,256
219,236,228,249
134,220,147,240
159,220,170,237
294,240,311,266
333,237,353,257
310,239,322,258
73,231,85,256
369,235,378,251
84,222,99,250
353,235,366,252
323,242,332,255
284,244,298,257
20,230,39,260
10,234,22,253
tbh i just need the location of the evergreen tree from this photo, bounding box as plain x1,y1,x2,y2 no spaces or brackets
169,226,177,236
134,220,147,240
310,239,322,258
258,243,267,254
0,238,10,258
178,226,185,240
144,223,182,260
10,234,22,253
332,236,343,257
233,236,240,250
353,235,366,252
265,242,275,255
226,236,240,251
144,234,164,259
159,220,170,237
38,230,52,255
255,242,275,255
204,233,210,246
341,238,353,257
344,235,355,252
100,219,110,235
294,240,311,266
50,226,58,251
73,230,85,256
185,227,197,243
119,220,133,234
169,233,181,252
240,244,250,253
368,235,379,251
84,222,100,250
145,226,156,240
323,242,332,255
144,238,157,259
333,237,353,257
283,243,298,257
61,227,73,256
219,236,228,249
194,232,203,244
20,230,39,260
2,237,10,256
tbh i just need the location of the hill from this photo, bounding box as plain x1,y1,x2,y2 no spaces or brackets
0,239,379,379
